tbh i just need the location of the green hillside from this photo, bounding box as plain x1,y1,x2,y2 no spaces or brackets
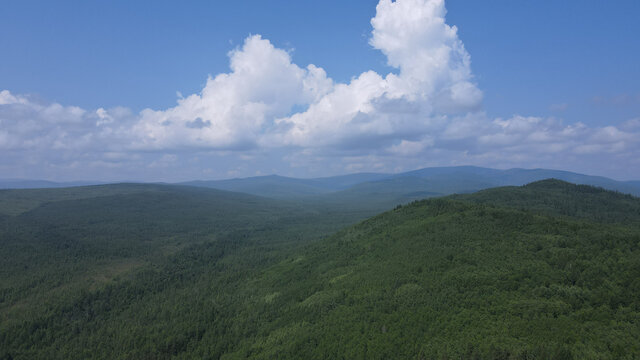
0,184,377,360
1,181,639,359
453,179,640,224
216,183,640,359
0,183,164,216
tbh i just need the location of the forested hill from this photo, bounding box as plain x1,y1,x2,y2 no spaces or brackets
1,181,639,359
0,183,380,360
203,181,639,359
452,179,640,224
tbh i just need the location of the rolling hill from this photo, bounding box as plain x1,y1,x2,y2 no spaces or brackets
0,183,381,360
207,180,640,359
1,180,639,359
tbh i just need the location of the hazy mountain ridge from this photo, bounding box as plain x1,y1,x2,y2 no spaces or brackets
181,166,640,198
5,167,640,199
0,179,106,189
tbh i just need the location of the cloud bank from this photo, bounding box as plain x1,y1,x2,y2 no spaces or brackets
1,0,639,181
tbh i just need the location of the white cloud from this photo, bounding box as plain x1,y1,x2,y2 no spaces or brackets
0,90,28,105
549,103,568,112
273,0,481,148
621,118,640,131
131,34,332,150
370,0,481,110
1,0,639,180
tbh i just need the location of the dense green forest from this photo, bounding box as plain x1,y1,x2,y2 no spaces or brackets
1,180,639,359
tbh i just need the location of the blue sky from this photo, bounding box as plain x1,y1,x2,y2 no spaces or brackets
1,0,639,181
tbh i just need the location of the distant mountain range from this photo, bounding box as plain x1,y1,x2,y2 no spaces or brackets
0,179,106,189
3,166,640,199
180,166,640,198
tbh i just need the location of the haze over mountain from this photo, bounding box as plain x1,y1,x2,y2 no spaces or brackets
5,166,640,211
0,179,106,190
181,166,640,199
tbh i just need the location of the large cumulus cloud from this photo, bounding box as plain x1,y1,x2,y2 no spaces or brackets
1,0,639,180
132,35,332,150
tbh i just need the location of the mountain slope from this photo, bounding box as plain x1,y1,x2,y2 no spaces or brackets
215,181,640,359
0,183,176,216
453,179,640,224
3,180,638,359
0,185,294,321
0,183,377,360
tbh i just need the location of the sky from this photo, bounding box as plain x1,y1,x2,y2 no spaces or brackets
1,0,639,181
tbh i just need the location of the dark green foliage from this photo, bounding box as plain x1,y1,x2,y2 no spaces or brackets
453,179,640,224
0,184,375,359
216,195,640,359
1,180,639,359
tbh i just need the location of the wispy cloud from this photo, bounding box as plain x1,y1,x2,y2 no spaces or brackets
591,93,640,106
549,103,568,112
